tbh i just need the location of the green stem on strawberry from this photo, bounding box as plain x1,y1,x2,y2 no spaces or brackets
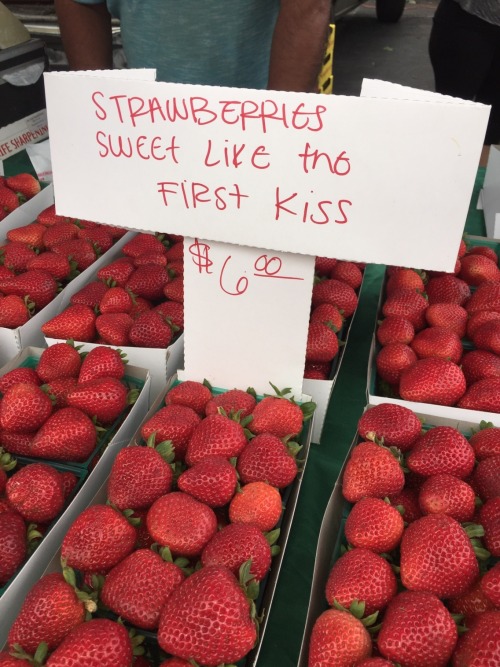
10,641,48,666
0,447,17,472
61,562,98,615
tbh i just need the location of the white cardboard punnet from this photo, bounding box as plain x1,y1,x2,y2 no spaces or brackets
481,144,500,239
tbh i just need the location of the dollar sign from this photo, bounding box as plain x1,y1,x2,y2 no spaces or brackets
188,239,214,274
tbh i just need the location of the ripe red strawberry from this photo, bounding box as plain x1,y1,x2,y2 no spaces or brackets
357,403,422,451
411,326,463,364
122,232,167,258
0,367,41,393
228,481,282,532
59,470,78,499
425,302,468,338
37,204,71,226
61,504,136,572
249,393,308,439
479,498,500,557
158,564,257,666
448,576,496,621
107,440,174,510
128,310,174,347
376,342,417,385
0,383,53,432
399,357,466,406
37,343,82,382
325,547,397,614
30,407,97,462
310,302,344,331
129,295,153,319
0,269,58,310
41,304,97,342
164,380,212,415
0,510,27,585
315,256,337,277
452,611,500,666
100,548,184,630
306,321,339,363
400,514,479,597
78,346,126,383
467,244,498,263
465,280,500,314
474,454,500,500
342,441,405,503
66,377,128,424
134,252,168,267
163,275,184,303
0,295,32,328
378,590,457,667
308,608,372,667
154,300,184,329
376,315,415,346
304,362,331,380
52,238,98,271
0,652,32,666
7,572,86,653
77,226,113,254
6,462,65,523
312,278,358,317
0,431,34,457
178,456,238,507
357,660,394,667
330,261,363,289
236,433,298,488
425,274,471,306
205,388,256,419
406,426,475,479
42,221,79,249
98,286,134,314
418,473,476,522
126,265,170,301
386,267,425,295
471,319,500,355
5,173,41,200
457,378,500,413
201,522,272,582
0,242,37,272
0,186,20,213
165,240,184,262
45,618,133,667
469,425,500,460
387,486,422,523
95,312,134,345
97,257,135,286
146,491,217,557
344,497,404,553
382,287,428,330
185,413,248,465
140,404,201,461
43,377,78,408
7,222,46,249
459,253,500,285
481,561,500,607
466,310,500,338
461,349,500,384
27,252,72,281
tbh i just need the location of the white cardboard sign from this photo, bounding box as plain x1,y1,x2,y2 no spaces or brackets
44,72,489,272
179,238,315,398
481,144,500,239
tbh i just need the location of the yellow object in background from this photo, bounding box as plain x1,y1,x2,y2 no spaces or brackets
318,23,335,94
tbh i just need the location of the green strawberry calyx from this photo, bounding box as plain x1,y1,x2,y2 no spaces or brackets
332,599,381,633
0,446,17,472
61,561,98,614
10,641,47,666
144,432,175,463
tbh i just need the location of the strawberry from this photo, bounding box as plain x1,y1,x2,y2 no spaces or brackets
448,576,496,621
479,498,500,557
0,383,53,432
37,342,82,382
0,511,27,585
376,342,417,385
461,349,500,384
459,253,500,285
411,326,463,364
0,186,20,213
77,226,113,254
312,278,358,317
481,561,500,607
306,321,339,363
228,481,282,532
26,252,72,281
6,462,65,523
5,173,41,200
70,280,109,308
128,310,175,347
344,497,404,552
95,312,134,345
178,456,238,507
315,256,337,277
382,287,428,330
0,269,58,310
98,223,127,239
7,222,46,249
100,548,184,630
476,470,500,518
425,302,468,338
452,611,500,666
310,302,344,332
249,393,308,439
205,388,256,418
37,204,71,226
146,491,217,557
41,304,97,342
66,377,129,424
399,357,467,406
154,300,184,329
201,522,272,582
0,242,37,272
7,572,86,653
45,618,133,667
386,267,425,295
418,473,476,522
407,426,475,479
0,295,32,328
471,319,500,355
163,275,184,303
376,315,415,346
357,403,422,451
99,286,134,314
30,407,97,462
0,431,34,457
465,280,500,314
126,265,170,301
59,471,78,499
467,244,498,263
466,310,500,338
165,380,212,415
158,564,257,666
107,440,174,510
140,404,201,461
165,241,184,262
0,652,32,666
97,257,135,286
356,660,394,667
304,362,331,380
134,252,168,267
62,504,136,572
43,377,78,408
236,432,298,488
469,424,500,460
129,295,153,319
378,590,457,667
425,274,471,306
342,441,405,503
457,378,500,413
400,514,479,597
42,221,80,249
326,547,397,614
185,413,248,465
308,608,372,667
330,260,363,289
387,486,422,523
122,232,167,258
52,238,97,271
78,346,126,382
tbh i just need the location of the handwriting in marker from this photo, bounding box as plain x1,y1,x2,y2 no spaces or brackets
188,238,214,274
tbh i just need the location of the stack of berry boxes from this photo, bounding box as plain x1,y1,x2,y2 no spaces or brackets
0,345,151,640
